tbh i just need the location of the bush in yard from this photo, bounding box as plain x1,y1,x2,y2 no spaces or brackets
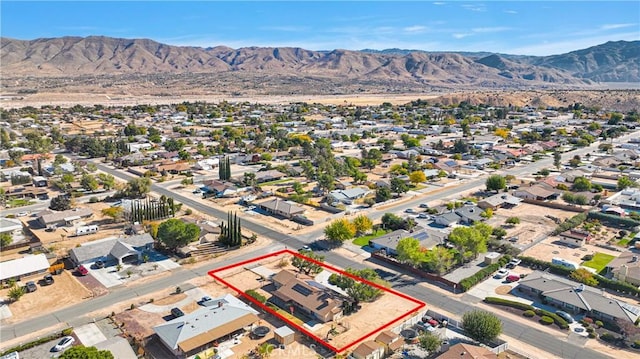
535,309,569,329
600,333,616,342
523,310,535,317
595,320,603,328
583,317,594,325
586,327,594,333
633,339,640,348
540,316,554,325
484,297,534,311
462,310,503,343
589,332,597,339
459,256,511,292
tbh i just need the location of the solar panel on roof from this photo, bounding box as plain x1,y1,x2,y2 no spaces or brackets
292,283,313,296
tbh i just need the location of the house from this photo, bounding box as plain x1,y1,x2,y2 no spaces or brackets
202,179,236,197
423,169,441,180
601,205,626,217
606,252,640,286
3,185,48,200
369,227,445,255
327,188,369,205
513,185,559,201
0,254,51,284
0,217,24,240
69,234,154,266
254,170,286,183
270,270,343,323
477,193,522,210
351,341,385,359
468,158,493,170
434,212,462,227
454,205,484,224
435,343,497,359
36,207,93,228
558,229,592,247
375,330,403,355
557,169,591,183
32,176,48,187
153,294,259,357
517,271,640,324
254,198,305,219
153,161,192,174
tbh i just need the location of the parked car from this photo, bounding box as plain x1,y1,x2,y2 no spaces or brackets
417,213,430,219
555,310,575,323
419,203,430,209
16,211,28,217
506,275,521,283
506,258,522,269
299,245,311,251
25,281,37,293
171,307,185,318
45,225,57,232
76,265,89,276
405,208,416,214
94,260,105,269
42,274,54,286
495,268,509,279
51,336,75,352
198,296,213,305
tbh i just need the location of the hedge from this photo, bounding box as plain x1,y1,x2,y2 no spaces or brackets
552,212,587,235
523,310,536,317
458,255,511,292
245,289,267,304
0,328,73,356
484,297,534,311
535,309,569,329
540,316,554,325
588,211,640,229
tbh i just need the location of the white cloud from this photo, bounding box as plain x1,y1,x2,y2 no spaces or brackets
472,27,510,33
600,23,636,30
453,33,471,39
403,25,429,34
261,26,309,32
504,10,518,14
432,2,446,5
461,4,486,12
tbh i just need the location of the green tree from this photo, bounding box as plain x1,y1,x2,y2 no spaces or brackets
572,177,592,192
618,176,636,190
462,310,503,343
375,186,392,203
553,151,562,169
396,237,425,266
324,218,356,242
492,227,507,240
49,195,72,211
101,207,124,223
292,250,324,275
419,331,442,352
423,246,456,275
0,232,11,247
448,226,489,261
409,171,426,185
505,217,520,225
569,268,599,286
123,177,151,198
80,174,99,192
390,177,409,195
54,154,67,165
351,215,373,236
8,284,25,302
328,268,386,304
97,173,115,190
59,346,114,359
156,218,200,250
485,175,506,192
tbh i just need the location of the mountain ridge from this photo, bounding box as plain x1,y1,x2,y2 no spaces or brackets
1,36,638,90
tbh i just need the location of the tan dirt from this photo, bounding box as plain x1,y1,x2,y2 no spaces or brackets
495,285,513,295
152,293,186,306
0,270,92,324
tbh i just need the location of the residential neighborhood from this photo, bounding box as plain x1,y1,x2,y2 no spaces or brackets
1,99,640,359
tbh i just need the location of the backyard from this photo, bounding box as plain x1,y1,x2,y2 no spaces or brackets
581,252,615,274
352,228,389,247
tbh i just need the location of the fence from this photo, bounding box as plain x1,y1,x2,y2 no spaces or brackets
521,198,588,213
370,251,458,290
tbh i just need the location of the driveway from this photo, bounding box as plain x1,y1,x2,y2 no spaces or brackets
84,252,180,288
466,267,532,304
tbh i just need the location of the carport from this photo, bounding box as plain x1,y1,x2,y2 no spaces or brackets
110,241,140,265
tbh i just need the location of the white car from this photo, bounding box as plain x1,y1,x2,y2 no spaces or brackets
52,336,75,352
495,268,509,279
16,211,28,217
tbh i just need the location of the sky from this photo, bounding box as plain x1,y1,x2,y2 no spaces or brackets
1,1,639,56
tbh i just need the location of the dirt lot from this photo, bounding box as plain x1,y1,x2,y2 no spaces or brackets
215,252,421,350
486,203,576,247
522,235,622,264
0,270,92,323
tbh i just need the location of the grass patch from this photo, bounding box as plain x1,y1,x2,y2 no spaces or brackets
582,252,615,273
268,305,304,325
353,229,390,247
617,232,636,247
8,199,34,208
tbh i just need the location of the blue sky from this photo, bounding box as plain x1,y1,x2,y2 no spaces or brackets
1,1,639,55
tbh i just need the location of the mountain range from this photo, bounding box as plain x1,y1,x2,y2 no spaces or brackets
1,36,638,90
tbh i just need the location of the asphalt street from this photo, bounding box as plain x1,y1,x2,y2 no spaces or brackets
6,132,637,357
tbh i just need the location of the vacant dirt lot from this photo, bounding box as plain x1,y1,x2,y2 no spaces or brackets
522,235,622,264
1,270,92,323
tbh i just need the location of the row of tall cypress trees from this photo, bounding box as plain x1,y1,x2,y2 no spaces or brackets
220,211,242,246
127,197,174,223
218,156,231,181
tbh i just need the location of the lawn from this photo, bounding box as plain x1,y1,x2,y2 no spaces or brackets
582,252,615,274
258,178,293,186
353,229,390,247
8,198,34,208
617,232,637,247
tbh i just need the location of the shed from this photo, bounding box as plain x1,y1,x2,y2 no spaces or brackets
484,252,501,265
274,326,295,345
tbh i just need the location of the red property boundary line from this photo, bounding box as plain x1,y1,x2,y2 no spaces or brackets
208,249,425,353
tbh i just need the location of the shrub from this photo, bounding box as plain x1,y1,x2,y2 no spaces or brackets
535,309,569,329
484,297,535,311
245,289,267,304
588,332,597,339
633,339,640,348
595,320,603,328
600,333,616,342
583,317,594,324
185,209,193,215
89,196,99,203
586,327,594,333
540,316,554,325
459,256,511,292
61,328,73,336
523,310,536,317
